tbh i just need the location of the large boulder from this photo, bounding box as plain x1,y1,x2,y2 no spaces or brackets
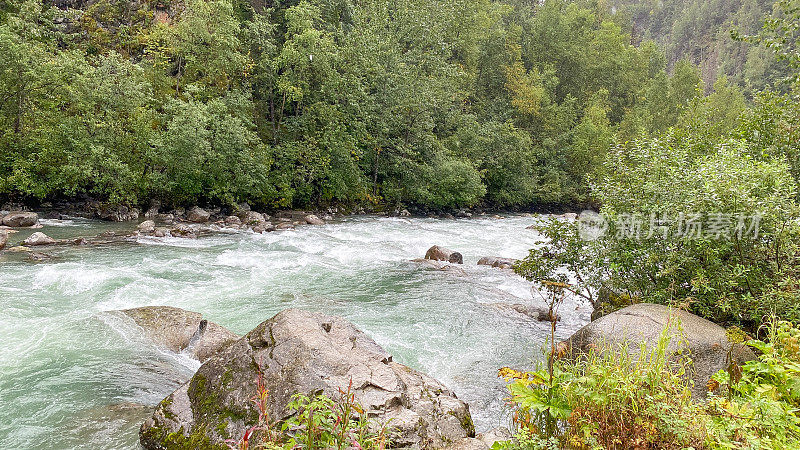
2,211,39,227
120,306,238,362
24,232,56,246
477,256,517,269
562,303,756,398
425,245,463,264
186,207,211,223
140,309,475,449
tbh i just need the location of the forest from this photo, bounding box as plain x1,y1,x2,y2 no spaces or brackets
1,0,793,212
2,0,800,449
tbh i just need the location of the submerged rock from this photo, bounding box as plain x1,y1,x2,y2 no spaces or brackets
477,256,517,269
28,251,53,261
140,309,475,449
425,245,463,264
2,211,39,227
120,306,238,362
24,232,56,246
492,303,558,322
562,303,756,398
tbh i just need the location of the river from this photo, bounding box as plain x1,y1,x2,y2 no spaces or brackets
0,214,591,449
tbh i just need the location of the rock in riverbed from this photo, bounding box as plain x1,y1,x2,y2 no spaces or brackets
477,256,517,269
561,303,756,398
2,211,39,227
186,207,210,223
425,245,463,264
140,309,475,449
0,231,7,250
137,220,156,234
304,214,325,225
120,306,238,362
492,303,558,322
240,210,267,226
24,232,56,246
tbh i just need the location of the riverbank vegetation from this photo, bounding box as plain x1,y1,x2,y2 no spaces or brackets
499,319,800,449
507,2,800,448
0,0,790,211
517,0,800,331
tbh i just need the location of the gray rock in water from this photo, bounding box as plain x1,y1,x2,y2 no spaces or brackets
169,224,196,238
224,215,242,227
425,245,463,264
493,303,558,322
24,232,56,246
240,210,267,226
186,207,211,223
2,211,39,227
562,303,756,398
120,306,238,362
137,220,156,234
140,309,475,449
28,251,53,261
304,214,325,225
477,256,517,269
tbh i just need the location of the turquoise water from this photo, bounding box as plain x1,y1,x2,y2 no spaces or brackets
0,215,591,449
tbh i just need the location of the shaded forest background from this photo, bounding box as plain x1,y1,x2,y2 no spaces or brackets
0,0,793,210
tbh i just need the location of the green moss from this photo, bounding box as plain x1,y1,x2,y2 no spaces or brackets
215,420,230,440
221,368,234,387
183,371,258,442
141,421,225,450
449,411,475,437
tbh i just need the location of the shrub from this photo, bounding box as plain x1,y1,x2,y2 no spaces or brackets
517,136,800,330
498,324,707,450
497,320,800,449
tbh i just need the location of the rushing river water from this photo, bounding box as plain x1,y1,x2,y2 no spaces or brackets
0,214,591,449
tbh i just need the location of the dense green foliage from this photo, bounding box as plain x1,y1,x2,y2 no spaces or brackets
0,0,759,210
517,126,800,328
517,0,800,330
498,319,800,449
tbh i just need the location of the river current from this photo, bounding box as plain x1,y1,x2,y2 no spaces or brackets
0,214,591,449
